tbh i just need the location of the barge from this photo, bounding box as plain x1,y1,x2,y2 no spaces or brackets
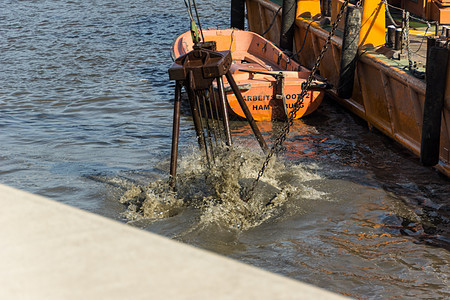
240,0,450,177
171,29,326,121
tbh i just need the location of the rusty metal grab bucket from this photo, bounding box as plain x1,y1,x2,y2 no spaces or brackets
168,46,268,188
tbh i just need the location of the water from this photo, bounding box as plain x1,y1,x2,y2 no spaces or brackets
0,1,448,298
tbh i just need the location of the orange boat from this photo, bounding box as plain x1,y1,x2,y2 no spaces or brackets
171,29,326,121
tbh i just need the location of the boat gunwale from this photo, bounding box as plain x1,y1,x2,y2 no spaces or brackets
170,28,324,121
294,16,427,93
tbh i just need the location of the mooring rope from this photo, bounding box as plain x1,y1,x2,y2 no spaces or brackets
404,11,413,71
383,0,435,55
261,6,283,37
383,0,434,29
289,20,313,59
383,0,399,27
382,0,434,77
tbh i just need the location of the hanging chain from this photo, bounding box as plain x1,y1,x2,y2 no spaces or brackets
244,0,351,202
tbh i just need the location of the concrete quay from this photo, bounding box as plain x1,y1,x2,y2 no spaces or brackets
0,184,348,299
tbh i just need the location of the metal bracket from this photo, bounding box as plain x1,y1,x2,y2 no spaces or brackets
239,69,288,118
274,72,287,119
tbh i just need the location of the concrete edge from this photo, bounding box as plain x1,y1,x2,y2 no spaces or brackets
0,184,349,299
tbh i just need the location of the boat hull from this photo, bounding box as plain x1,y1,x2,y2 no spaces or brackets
246,0,450,177
171,29,324,121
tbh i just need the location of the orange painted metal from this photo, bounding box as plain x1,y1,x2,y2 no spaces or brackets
246,0,450,177
171,29,324,121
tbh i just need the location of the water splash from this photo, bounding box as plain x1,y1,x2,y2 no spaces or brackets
120,145,326,230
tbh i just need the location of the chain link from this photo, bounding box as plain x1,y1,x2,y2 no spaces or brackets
244,0,351,202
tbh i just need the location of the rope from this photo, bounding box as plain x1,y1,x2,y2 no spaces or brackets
383,0,399,27
261,6,282,37
404,11,412,71
382,0,432,77
383,0,435,28
289,20,313,58
412,23,430,54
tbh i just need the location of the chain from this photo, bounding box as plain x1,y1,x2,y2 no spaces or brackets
244,0,351,202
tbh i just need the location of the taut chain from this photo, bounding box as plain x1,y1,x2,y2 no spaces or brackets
244,0,352,203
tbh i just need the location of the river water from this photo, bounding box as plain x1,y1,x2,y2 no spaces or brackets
1,0,449,298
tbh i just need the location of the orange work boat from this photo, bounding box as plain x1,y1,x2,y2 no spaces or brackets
171,29,326,121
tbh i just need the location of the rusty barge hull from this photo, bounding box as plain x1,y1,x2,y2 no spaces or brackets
246,0,450,177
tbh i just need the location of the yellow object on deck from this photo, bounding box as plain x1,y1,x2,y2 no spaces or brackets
246,0,450,178
296,0,321,19
331,0,385,47
359,0,386,47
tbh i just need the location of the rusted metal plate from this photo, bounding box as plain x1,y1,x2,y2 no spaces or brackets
246,0,450,177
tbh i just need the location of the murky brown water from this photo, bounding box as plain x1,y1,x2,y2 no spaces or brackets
1,1,448,299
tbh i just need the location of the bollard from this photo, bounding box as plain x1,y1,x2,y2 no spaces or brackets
387,25,395,48
394,28,402,51
337,6,362,99
280,0,297,52
445,26,450,38
421,45,448,166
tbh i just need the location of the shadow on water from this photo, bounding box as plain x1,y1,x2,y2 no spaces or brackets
96,94,450,299
297,97,450,250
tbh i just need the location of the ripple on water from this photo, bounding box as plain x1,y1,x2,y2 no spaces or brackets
1,1,449,299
